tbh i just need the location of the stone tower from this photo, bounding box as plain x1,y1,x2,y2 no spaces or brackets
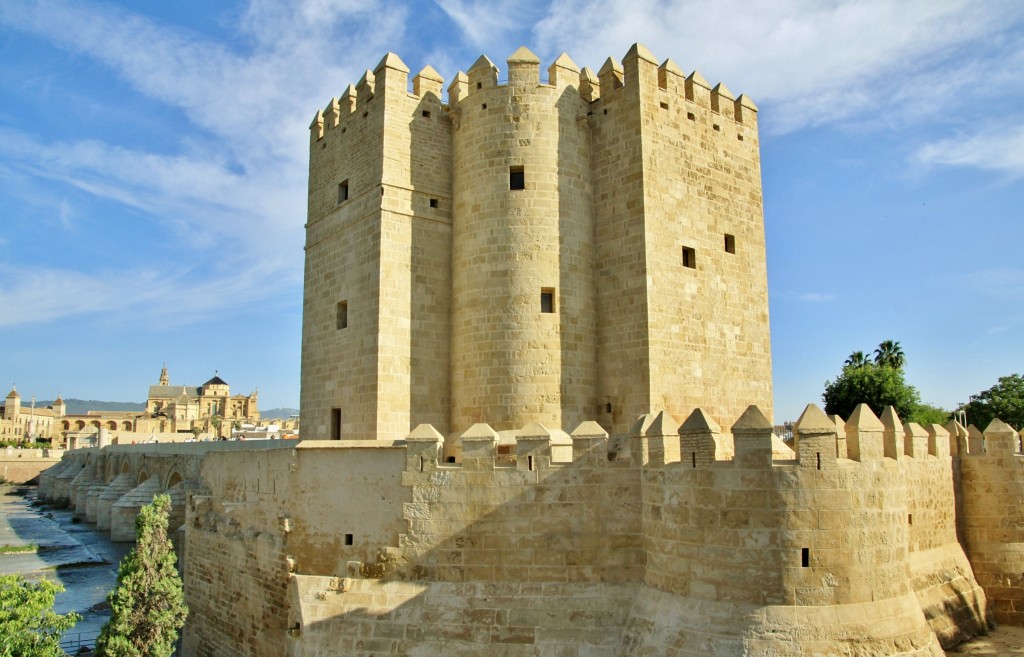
4,386,19,420
301,45,773,441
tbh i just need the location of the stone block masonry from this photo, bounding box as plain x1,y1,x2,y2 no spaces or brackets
301,44,771,445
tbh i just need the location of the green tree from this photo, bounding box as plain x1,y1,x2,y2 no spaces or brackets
0,574,81,657
960,374,1024,430
96,494,187,657
844,350,870,368
873,339,905,369
823,362,920,420
907,402,950,426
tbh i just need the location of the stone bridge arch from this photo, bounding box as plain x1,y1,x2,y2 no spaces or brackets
166,470,183,490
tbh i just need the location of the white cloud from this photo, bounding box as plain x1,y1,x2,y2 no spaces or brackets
914,125,1024,178
0,1,411,328
957,268,1024,302
531,0,1024,134
433,0,548,47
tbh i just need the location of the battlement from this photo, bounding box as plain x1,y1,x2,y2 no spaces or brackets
310,52,445,141
309,44,759,142
399,402,988,475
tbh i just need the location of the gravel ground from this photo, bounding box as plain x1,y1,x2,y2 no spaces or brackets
949,625,1024,655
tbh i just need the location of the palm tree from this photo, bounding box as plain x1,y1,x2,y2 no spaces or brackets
874,339,905,369
844,350,870,368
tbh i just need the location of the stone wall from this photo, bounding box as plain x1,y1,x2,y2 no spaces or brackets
959,419,1024,626
0,447,62,484
164,404,1006,657
181,441,408,657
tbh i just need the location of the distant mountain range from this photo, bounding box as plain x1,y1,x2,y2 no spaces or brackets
29,399,298,419
261,408,300,420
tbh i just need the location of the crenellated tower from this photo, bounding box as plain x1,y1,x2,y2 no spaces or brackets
301,44,773,441
303,54,453,440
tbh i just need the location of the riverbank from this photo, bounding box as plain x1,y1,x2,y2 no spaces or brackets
0,484,130,651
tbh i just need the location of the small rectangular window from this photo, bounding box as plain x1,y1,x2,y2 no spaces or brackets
336,300,348,329
540,288,555,313
344,533,354,546
713,124,721,132
422,110,431,118
330,408,341,440
510,166,525,190
801,547,809,567
429,198,439,208
724,234,736,254
338,180,349,203
659,101,669,110
681,247,696,269
687,112,695,121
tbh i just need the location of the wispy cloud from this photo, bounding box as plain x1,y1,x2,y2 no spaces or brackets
0,0,408,328
957,268,1024,302
530,0,1024,135
914,125,1024,178
433,0,547,48
798,293,836,303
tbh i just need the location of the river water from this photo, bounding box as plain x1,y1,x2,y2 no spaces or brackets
0,484,131,651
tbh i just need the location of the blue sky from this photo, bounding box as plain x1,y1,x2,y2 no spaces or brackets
1,0,1021,422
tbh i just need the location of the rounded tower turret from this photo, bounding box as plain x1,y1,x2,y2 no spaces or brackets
449,48,596,433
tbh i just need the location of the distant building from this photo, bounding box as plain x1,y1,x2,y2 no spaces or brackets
2,366,260,447
143,365,260,437
0,386,63,442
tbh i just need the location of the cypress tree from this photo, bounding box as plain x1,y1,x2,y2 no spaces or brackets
96,494,187,657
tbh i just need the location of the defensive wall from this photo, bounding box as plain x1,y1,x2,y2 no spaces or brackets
0,447,63,484
37,404,1024,656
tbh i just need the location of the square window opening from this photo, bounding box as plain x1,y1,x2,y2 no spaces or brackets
713,123,721,132
429,198,439,208
737,134,744,141
509,166,525,191
724,234,736,254
476,82,482,89
660,101,669,110
687,112,696,121
422,110,431,118
481,103,487,110
540,288,555,314
681,246,696,269
336,300,348,329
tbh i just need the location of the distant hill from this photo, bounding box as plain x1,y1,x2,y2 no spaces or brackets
34,399,145,415
261,407,299,419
